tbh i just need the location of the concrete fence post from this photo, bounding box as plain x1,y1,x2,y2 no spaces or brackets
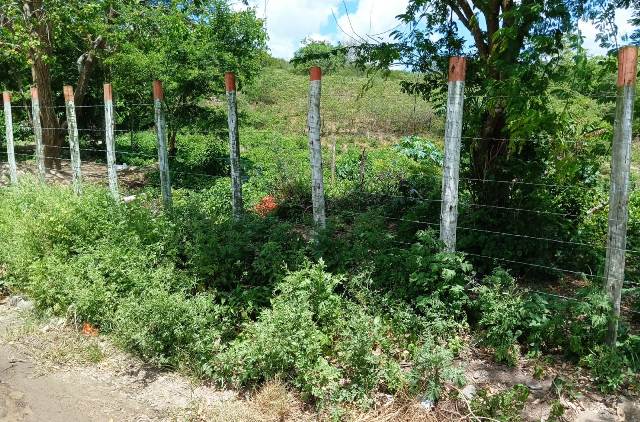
605,45,637,347
439,57,466,252
153,80,172,209
307,66,326,229
225,72,244,220
3,91,18,184
30,87,46,181
63,85,82,195
104,83,119,200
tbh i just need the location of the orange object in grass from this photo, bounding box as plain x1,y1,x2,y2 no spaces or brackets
82,322,99,337
254,195,277,217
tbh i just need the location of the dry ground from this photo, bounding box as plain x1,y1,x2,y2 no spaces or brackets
1,296,638,421
0,160,148,189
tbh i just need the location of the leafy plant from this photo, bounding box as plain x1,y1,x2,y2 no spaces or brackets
471,384,530,422
474,269,524,365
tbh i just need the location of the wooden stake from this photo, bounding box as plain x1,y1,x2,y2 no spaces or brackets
104,83,119,200
439,57,466,252
307,66,326,229
605,46,637,346
63,85,82,195
330,137,336,185
225,72,243,220
359,147,367,191
3,92,18,184
30,87,46,181
153,80,172,209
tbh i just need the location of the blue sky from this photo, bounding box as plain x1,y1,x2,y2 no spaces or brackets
234,0,636,60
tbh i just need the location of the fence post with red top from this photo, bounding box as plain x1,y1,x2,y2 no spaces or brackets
605,45,638,347
63,85,82,195
439,57,466,252
30,87,46,181
104,83,119,200
307,66,326,229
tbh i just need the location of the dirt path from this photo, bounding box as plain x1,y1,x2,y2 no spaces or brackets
0,297,313,422
0,161,148,189
1,295,639,422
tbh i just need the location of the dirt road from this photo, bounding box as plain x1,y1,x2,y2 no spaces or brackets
0,297,308,422
1,295,639,422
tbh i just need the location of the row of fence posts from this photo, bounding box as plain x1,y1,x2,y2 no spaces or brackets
2,49,637,346
2,67,328,225
438,46,638,347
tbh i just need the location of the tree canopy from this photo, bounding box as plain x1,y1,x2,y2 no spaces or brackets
0,0,267,160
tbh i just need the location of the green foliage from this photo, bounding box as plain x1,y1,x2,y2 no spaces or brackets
580,345,637,393
471,384,530,422
408,337,465,401
108,1,267,139
407,231,473,321
114,289,228,373
394,136,443,166
215,261,463,407
291,39,347,74
474,269,524,365
548,400,566,422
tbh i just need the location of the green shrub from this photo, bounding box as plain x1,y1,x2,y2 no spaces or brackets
215,262,462,408
407,230,473,322
408,337,465,401
114,289,229,373
580,345,636,393
471,384,530,422
474,269,525,365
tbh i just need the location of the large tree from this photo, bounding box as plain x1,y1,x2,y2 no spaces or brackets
1,0,115,168
0,0,266,165
352,1,627,204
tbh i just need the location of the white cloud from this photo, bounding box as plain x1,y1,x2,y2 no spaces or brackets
239,0,342,59
236,1,633,60
579,8,635,55
336,0,409,44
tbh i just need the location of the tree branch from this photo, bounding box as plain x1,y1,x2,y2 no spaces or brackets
449,0,488,57
74,35,107,106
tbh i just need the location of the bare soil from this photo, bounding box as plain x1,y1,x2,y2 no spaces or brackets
0,160,148,189
0,297,315,422
1,295,638,421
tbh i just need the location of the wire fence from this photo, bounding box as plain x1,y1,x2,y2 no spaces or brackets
1,57,639,333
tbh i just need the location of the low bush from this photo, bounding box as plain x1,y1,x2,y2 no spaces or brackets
215,261,465,409
471,384,530,422
474,269,525,365
113,289,230,373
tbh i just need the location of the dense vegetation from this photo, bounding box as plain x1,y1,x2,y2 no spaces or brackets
1,0,640,418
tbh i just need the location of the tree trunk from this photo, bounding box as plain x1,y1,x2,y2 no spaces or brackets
168,130,177,157
24,1,107,170
470,108,509,204
25,0,63,170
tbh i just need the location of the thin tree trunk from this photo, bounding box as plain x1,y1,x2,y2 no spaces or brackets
470,108,508,204
30,46,64,170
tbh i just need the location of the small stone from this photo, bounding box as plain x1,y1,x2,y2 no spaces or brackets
15,298,34,311
472,370,489,381
122,195,137,204
527,382,543,391
419,398,434,411
461,385,477,400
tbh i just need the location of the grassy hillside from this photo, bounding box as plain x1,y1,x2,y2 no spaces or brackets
238,60,443,141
